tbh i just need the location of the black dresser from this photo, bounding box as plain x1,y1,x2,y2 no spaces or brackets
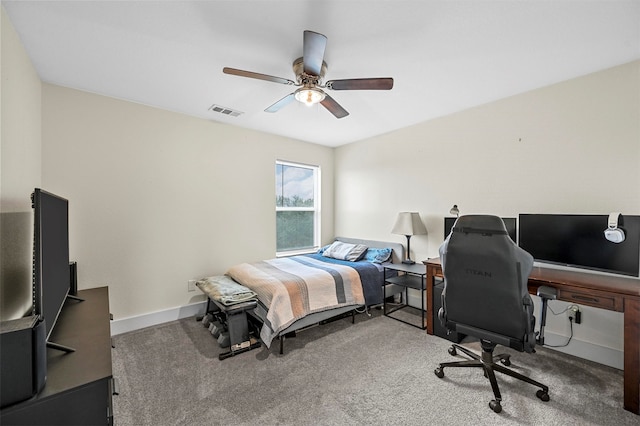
0,287,114,425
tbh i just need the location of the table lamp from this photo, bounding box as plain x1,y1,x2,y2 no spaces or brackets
392,212,428,264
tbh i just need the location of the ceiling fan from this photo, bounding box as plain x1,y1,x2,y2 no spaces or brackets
223,30,394,119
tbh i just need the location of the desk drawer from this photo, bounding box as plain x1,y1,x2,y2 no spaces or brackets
558,286,623,311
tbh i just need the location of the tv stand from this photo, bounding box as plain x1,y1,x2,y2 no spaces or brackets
46,341,75,353
67,294,84,302
44,295,86,353
0,287,114,425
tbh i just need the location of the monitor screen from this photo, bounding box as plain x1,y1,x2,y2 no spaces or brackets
445,217,517,243
518,214,640,277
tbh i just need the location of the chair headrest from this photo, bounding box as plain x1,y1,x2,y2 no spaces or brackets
452,215,508,236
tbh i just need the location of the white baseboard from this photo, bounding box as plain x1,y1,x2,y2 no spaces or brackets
541,331,623,370
113,298,623,370
110,301,207,336
405,292,623,370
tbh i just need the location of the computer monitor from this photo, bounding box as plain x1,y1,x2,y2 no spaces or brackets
519,213,640,277
444,217,517,243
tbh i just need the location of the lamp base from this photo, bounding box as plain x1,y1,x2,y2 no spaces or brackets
402,259,416,265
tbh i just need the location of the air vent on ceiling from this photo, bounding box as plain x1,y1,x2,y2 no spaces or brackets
208,104,243,117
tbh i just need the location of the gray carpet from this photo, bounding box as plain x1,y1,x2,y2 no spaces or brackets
112,308,638,425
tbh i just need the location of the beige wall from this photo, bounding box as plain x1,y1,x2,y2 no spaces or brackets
41,84,334,320
3,5,639,366
335,60,640,364
335,61,639,256
0,7,42,320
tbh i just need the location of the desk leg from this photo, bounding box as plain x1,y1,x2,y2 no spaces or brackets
425,264,436,335
624,297,640,414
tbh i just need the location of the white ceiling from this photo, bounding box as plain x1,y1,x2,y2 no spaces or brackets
4,1,640,147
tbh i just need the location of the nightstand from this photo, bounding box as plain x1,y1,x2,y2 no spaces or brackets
383,263,427,329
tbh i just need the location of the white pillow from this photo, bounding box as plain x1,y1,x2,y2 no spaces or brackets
322,241,368,261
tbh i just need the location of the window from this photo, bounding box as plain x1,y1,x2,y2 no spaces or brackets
276,161,320,255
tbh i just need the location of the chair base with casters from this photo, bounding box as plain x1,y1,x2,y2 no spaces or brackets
434,339,550,413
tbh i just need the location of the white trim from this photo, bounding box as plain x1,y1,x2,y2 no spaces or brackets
110,301,207,336
275,160,321,256
276,247,318,257
541,331,623,370
405,292,623,370
112,298,623,370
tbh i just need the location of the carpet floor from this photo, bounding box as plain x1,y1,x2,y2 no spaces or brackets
112,308,638,425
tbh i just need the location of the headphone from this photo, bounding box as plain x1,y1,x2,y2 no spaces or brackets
604,212,626,243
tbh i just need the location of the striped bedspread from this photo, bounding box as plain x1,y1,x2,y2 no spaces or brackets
226,255,374,347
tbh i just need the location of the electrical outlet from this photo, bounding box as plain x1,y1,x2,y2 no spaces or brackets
567,304,580,323
188,280,197,292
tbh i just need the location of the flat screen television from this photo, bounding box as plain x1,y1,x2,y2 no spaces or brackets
445,217,517,243
518,214,640,277
32,188,76,352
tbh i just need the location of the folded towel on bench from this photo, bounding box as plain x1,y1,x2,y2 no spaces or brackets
196,275,258,306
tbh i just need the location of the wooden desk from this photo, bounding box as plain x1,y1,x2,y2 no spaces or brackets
424,258,640,415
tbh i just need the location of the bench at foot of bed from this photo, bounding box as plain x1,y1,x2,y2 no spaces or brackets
196,277,262,360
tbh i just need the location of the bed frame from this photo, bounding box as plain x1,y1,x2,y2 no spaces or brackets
252,236,406,354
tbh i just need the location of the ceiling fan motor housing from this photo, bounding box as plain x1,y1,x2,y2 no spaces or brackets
293,57,327,86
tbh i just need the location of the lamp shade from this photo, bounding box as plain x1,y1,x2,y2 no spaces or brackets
391,212,427,236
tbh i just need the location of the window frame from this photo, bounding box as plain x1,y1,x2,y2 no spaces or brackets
275,160,321,257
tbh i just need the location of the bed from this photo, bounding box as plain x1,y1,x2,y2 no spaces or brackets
225,237,405,353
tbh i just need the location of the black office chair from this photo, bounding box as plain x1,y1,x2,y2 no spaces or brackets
434,215,550,413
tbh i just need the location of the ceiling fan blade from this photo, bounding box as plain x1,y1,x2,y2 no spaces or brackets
303,30,327,76
265,93,296,113
223,67,295,85
326,78,394,91
320,94,349,119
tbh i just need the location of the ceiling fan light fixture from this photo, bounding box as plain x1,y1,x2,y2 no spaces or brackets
294,86,325,106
